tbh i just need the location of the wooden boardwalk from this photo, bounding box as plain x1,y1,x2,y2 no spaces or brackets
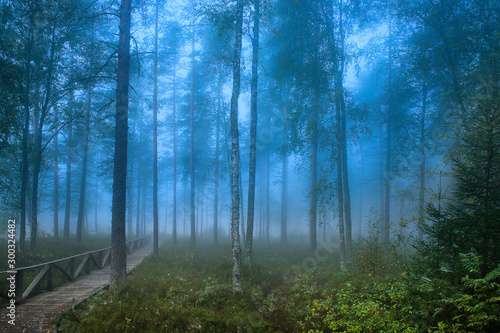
0,242,153,333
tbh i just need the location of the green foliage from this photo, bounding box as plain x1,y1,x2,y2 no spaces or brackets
59,241,314,332
300,274,419,333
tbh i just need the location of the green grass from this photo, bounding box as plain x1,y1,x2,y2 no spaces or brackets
58,238,344,332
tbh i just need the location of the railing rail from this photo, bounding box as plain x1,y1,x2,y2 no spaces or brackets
0,234,151,304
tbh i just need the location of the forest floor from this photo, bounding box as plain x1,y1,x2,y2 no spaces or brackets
57,237,349,332
24,234,499,332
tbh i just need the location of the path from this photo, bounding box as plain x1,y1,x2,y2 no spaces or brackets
0,242,153,333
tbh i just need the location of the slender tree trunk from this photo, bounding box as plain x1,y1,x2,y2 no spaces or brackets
53,111,60,239
359,141,363,236
128,158,133,237
152,0,159,256
190,25,196,248
76,85,92,242
32,15,57,254
165,180,168,234
418,82,427,241
245,0,259,264
142,174,146,234
337,0,352,261
64,110,73,239
281,149,288,246
110,0,132,287
230,0,244,293
384,11,393,244
20,16,34,252
310,99,318,254
336,98,347,271
172,59,178,245
95,167,98,234
213,67,222,246
136,157,141,236
239,151,246,247
265,143,270,248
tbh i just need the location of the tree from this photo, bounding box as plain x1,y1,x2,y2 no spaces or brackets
76,84,92,242
189,19,196,249
153,0,160,256
245,0,260,266
110,0,132,287
31,3,59,254
230,0,244,293
64,105,73,239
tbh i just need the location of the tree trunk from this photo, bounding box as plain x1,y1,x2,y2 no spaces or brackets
31,15,57,254
136,156,141,236
190,25,196,248
384,11,393,244
95,167,99,234
336,96,347,271
358,141,363,236
76,85,92,242
172,59,178,245
213,67,222,246
310,99,318,254
128,157,133,236
152,0,159,256
265,143,270,248
230,0,244,293
20,15,34,252
338,0,352,262
239,150,246,247
281,149,288,246
110,0,132,288
245,0,259,262
53,111,60,239
64,111,72,239
418,82,427,241
142,172,146,234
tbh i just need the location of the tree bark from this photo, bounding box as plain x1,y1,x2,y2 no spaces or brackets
136,153,141,237
76,85,91,242
338,0,352,262
310,99,318,254
31,14,57,254
336,93,347,271
172,59,178,245
418,82,427,241
153,0,159,256
245,0,260,260
230,0,244,293
213,66,222,246
110,0,132,288
384,10,393,244
281,147,288,246
64,109,73,239
190,25,196,248
20,13,34,252
53,111,60,239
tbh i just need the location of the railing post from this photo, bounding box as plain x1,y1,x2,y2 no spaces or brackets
15,269,23,303
85,255,91,274
70,258,75,280
98,250,103,269
47,264,54,291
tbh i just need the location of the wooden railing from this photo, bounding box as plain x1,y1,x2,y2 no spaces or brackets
0,234,151,304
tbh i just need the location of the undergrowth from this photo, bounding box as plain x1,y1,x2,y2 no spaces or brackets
57,236,500,332
58,238,342,332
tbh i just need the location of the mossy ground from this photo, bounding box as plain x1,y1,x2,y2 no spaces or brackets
57,238,343,332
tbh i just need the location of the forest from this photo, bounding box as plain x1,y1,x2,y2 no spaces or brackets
0,0,499,331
